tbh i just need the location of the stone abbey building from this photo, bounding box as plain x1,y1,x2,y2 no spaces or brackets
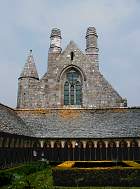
0,27,140,168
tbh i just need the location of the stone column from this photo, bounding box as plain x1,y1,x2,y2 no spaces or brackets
104,141,108,160
104,141,109,148
115,141,120,161
5,137,9,148
71,141,76,148
61,140,65,148
126,140,131,160
137,140,140,147
15,138,20,148
50,141,55,148
20,139,24,148
10,138,15,148
40,140,44,148
93,141,97,148
0,137,3,148
126,140,131,148
116,141,120,148
71,141,76,161
82,141,87,149
93,141,97,160
82,141,87,161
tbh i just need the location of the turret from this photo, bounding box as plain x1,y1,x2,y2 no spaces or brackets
19,50,39,80
17,50,39,109
85,27,99,69
49,28,62,53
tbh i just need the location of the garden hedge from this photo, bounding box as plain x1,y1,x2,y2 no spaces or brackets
52,161,140,187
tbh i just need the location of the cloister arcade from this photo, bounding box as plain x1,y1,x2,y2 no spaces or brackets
0,132,140,168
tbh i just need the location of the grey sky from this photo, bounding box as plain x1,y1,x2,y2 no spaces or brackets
0,0,140,108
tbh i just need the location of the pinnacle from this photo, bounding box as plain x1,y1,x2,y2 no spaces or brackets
19,50,39,80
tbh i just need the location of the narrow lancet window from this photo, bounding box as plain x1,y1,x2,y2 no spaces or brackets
70,52,74,61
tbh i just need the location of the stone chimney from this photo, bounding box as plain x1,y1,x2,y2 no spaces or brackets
49,28,62,53
85,27,99,69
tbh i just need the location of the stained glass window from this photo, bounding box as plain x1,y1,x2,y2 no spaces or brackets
64,69,82,105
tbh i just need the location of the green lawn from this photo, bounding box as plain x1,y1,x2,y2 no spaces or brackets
0,162,140,189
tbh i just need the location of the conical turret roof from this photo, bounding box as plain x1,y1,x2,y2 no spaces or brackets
19,50,39,80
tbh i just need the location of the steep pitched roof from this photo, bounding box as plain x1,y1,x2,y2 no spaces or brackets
19,50,39,80
0,103,33,136
16,108,140,139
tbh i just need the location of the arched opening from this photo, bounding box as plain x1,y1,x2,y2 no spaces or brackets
86,141,94,161
53,141,62,161
130,140,138,147
43,141,51,161
64,69,82,105
130,140,139,160
97,141,106,160
108,141,117,160
64,141,73,161
119,140,128,160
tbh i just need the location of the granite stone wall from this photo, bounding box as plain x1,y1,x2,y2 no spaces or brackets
17,28,126,109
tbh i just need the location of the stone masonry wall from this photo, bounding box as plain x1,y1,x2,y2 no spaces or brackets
39,41,123,108
17,33,125,109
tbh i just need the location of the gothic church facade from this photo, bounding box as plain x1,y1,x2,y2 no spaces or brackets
0,27,139,168
17,27,126,109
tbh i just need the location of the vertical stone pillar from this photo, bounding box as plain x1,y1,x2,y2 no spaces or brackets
126,140,131,160
104,141,109,148
126,140,131,148
93,141,97,148
71,141,76,148
137,140,140,147
5,137,9,148
82,141,87,161
40,140,44,148
50,141,54,148
0,137,3,148
15,138,20,148
20,139,24,148
115,141,120,161
61,141,65,148
82,141,87,149
116,141,120,148
104,141,108,160
10,138,14,148
93,141,97,160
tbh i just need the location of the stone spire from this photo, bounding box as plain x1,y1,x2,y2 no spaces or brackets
49,28,62,53
19,50,39,80
85,27,99,69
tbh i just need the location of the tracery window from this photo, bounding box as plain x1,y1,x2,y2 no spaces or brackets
64,69,82,105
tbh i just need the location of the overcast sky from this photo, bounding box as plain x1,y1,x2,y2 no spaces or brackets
0,0,140,108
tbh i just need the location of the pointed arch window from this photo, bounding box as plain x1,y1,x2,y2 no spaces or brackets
64,69,82,105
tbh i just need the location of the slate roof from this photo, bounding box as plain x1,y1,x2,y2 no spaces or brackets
0,103,33,136
16,108,140,139
0,103,139,139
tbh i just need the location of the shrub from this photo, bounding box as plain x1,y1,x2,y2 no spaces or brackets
0,161,49,187
53,161,140,187
0,172,13,186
